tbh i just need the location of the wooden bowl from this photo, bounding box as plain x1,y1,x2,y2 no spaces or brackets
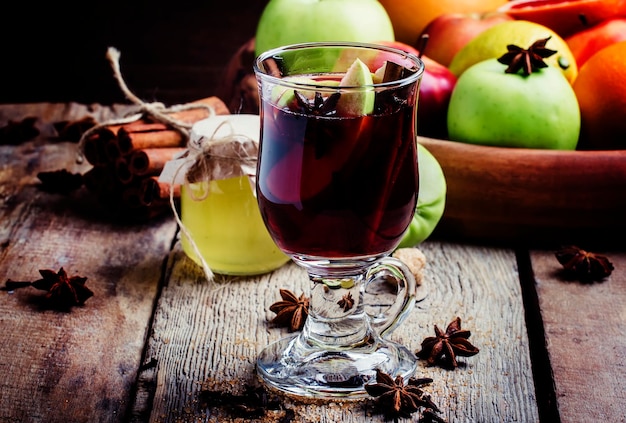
419,137,626,247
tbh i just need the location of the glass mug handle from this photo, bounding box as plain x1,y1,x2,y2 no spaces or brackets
363,257,417,338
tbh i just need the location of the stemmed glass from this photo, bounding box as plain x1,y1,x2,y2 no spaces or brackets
254,42,425,399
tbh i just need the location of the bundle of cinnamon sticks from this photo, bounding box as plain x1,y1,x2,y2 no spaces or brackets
82,96,230,218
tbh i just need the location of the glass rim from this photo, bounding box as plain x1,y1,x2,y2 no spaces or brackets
253,41,425,91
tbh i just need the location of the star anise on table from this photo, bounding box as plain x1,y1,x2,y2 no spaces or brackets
555,245,614,282
2,268,93,309
337,291,354,311
365,369,441,421
53,116,98,142
199,384,283,419
0,116,40,145
417,317,479,369
497,37,557,75
269,288,309,331
37,169,84,194
419,408,448,423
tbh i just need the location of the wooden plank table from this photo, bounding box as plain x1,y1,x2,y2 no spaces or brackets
0,103,624,423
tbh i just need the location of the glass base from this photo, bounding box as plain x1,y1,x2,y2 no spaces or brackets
256,333,417,400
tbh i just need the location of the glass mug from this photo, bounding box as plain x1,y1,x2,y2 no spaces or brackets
254,42,425,399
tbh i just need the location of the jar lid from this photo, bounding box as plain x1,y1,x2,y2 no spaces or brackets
159,114,260,185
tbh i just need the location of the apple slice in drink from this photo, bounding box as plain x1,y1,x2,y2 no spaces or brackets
271,76,318,108
336,58,375,116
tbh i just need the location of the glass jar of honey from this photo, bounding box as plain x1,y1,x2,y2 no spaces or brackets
168,114,289,277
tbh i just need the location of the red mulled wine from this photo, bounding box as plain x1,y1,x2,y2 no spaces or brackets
257,77,419,258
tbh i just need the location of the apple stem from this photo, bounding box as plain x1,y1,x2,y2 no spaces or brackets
415,34,429,59
578,13,588,27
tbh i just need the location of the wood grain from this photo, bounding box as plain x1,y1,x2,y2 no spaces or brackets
0,103,177,423
134,241,539,423
0,148,177,422
531,249,626,422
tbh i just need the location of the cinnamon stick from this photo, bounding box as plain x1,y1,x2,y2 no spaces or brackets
105,137,123,161
121,185,143,209
129,147,185,176
115,157,133,184
140,176,180,205
83,134,109,166
83,166,116,193
169,96,230,122
118,125,184,154
81,96,229,219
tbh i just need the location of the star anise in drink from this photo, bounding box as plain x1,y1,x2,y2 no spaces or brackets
268,288,309,331
2,267,93,309
365,369,440,421
417,317,479,369
555,245,614,282
497,37,557,75
293,91,341,116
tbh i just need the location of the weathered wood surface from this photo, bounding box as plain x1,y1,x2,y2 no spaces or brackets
530,249,626,423
0,103,178,422
132,242,538,423
3,103,624,423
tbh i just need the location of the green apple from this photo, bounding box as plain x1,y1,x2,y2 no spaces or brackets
397,143,447,248
447,58,580,150
254,0,395,57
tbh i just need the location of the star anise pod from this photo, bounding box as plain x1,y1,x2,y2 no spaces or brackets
417,317,479,369
2,267,93,309
293,90,341,116
53,116,98,142
37,169,84,194
555,245,614,282
0,116,40,145
365,369,440,420
269,288,309,331
497,37,557,75
337,292,354,311
199,384,282,419
419,408,448,423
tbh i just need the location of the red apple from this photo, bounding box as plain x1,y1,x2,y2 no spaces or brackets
419,12,513,67
417,55,459,139
566,18,626,68
376,40,457,139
